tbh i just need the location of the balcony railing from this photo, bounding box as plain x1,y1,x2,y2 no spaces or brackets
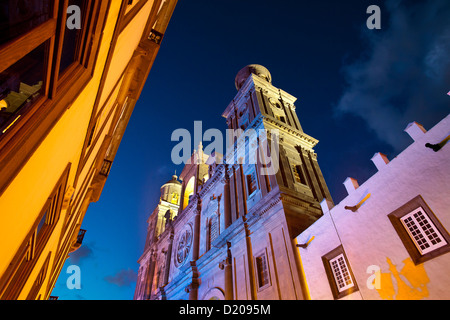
77,229,87,245
99,159,112,177
148,29,163,45
70,229,86,253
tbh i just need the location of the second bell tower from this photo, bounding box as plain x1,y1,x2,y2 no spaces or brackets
222,64,333,237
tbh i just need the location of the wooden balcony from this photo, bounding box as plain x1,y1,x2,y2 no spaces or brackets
69,229,86,253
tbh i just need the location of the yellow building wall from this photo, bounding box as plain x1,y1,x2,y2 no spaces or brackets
0,0,158,299
98,0,155,110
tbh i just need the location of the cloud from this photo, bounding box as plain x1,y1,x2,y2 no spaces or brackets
68,244,94,265
335,0,450,151
104,268,138,287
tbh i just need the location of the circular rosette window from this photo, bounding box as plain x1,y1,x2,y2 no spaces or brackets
175,225,193,267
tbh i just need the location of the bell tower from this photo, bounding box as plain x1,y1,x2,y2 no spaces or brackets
136,65,335,301
222,64,333,237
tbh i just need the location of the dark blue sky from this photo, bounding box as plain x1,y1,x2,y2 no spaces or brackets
52,0,450,299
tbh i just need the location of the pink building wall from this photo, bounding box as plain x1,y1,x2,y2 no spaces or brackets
296,114,450,300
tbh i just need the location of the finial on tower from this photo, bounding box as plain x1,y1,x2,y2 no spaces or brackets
235,64,272,90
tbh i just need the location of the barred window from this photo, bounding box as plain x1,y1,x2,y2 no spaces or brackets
255,253,270,289
171,192,179,205
329,254,354,293
209,214,219,246
322,246,358,299
400,208,447,255
388,195,450,265
246,171,258,196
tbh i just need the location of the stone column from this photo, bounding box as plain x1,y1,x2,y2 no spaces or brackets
192,195,202,261
235,165,246,217
187,282,199,300
187,261,200,300
217,194,222,235
298,148,323,201
230,166,238,221
223,165,232,228
243,216,257,300
144,250,156,300
163,231,174,286
239,164,248,215
219,242,234,300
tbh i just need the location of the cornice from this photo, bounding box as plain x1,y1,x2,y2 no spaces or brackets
223,72,298,119
262,118,318,149
174,195,197,222
245,188,283,227
195,245,226,273
212,216,245,248
198,164,225,198
280,193,313,209
252,75,297,106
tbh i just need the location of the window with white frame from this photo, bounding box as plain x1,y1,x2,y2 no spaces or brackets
400,208,447,255
388,195,450,265
322,245,358,299
329,254,354,293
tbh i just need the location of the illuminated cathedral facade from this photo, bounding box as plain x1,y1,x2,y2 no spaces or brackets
134,64,450,300
134,65,333,300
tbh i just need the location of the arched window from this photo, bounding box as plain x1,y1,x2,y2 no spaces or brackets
171,192,179,205
246,171,258,196
182,176,195,209
292,164,307,185
208,214,219,250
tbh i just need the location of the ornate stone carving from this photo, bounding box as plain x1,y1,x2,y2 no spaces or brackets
174,224,193,267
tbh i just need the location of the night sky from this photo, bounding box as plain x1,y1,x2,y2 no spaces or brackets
52,0,450,300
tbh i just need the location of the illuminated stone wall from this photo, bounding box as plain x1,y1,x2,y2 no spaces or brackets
296,114,450,300
135,65,332,300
